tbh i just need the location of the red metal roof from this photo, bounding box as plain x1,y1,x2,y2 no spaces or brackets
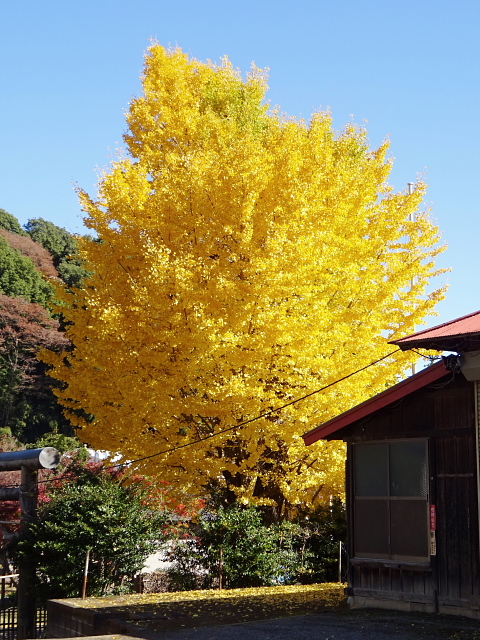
302,359,451,446
390,310,480,352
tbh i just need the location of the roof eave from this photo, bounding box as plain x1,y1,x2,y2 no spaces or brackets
392,334,480,353
389,310,480,351
302,359,452,446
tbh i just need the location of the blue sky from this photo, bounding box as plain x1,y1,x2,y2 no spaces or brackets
1,0,479,329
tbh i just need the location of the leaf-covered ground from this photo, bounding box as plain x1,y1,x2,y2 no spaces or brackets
66,583,346,633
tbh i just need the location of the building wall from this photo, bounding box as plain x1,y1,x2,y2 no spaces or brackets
341,372,480,617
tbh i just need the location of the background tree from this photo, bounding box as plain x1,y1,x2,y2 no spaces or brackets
0,234,54,306
0,293,71,441
0,210,91,443
44,45,446,514
0,208,29,236
0,229,58,279
25,218,89,288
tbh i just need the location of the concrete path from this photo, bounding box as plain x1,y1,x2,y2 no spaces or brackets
152,610,480,640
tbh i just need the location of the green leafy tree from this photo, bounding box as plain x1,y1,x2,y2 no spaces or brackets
0,235,54,305
27,432,90,463
168,505,299,589
16,464,167,599
0,208,28,236
0,229,58,279
0,210,79,443
25,218,89,288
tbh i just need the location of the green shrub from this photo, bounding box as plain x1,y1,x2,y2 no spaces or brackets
292,498,347,584
168,504,301,590
165,500,346,590
15,465,167,600
27,432,90,463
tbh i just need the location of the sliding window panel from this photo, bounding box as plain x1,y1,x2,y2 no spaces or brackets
390,499,429,561
389,441,428,497
355,443,388,497
354,499,389,558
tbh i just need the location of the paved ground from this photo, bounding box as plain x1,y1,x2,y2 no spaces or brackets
149,609,480,640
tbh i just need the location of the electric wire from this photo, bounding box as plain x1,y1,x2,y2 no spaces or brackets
410,347,443,360
0,347,402,490
110,347,401,469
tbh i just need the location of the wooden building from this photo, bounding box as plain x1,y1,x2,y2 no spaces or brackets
303,310,480,618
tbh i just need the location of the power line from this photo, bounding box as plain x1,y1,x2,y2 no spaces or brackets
109,347,402,469
1,347,402,489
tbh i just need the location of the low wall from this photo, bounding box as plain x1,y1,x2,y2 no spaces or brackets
46,583,345,638
46,598,158,639
47,600,109,637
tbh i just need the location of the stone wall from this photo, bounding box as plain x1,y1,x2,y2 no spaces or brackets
46,600,112,637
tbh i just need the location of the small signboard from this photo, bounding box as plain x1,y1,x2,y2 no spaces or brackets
430,530,437,556
430,505,436,531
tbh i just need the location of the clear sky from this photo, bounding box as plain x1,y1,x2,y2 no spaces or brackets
1,0,478,329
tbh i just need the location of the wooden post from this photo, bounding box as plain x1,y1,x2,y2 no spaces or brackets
0,448,59,640
17,465,38,640
1,553,6,610
218,546,223,591
338,541,342,583
82,549,90,599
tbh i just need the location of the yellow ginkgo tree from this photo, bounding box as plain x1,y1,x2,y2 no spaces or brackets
43,45,446,515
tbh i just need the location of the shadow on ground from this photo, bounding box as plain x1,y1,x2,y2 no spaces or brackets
110,608,480,640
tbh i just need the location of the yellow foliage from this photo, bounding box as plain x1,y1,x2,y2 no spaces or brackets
76,582,345,608
72,583,346,631
43,45,446,507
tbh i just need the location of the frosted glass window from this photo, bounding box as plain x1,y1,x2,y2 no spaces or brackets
389,441,428,497
353,440,429,562
354,443,388,496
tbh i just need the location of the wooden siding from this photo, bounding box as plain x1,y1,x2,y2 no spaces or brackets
342,373,480,613
350,563,434,606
